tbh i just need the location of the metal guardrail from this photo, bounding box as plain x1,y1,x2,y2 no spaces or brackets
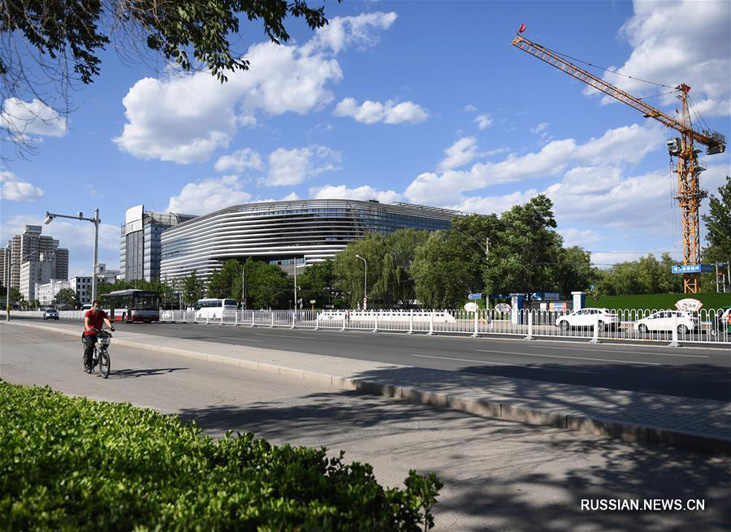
154,308,731,346
9,307,728,345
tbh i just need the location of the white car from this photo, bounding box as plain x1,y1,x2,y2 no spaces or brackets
634,310,698,335
556,308,619,331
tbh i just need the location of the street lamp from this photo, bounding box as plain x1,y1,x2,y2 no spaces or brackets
355,254,368,310
5,247,10,321
293,259,306,310
45,208,101,301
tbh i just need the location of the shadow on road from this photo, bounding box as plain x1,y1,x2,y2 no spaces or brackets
106,367,189,379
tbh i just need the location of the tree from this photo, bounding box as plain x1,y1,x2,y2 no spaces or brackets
703,176,731,263
207,260,242,300
483,195,563,299
182,271,205,307
54,287,78,308
242,259,289,309
595,253,682,296
296,260,341,308
2,0,338,158
554,246,596,298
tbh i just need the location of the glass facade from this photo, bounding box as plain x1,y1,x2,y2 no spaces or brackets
120,208,197,282
160,199,462,284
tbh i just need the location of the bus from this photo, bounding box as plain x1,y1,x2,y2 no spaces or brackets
101,289,160,323
195,298,238,320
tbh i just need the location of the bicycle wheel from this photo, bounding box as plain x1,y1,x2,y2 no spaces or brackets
99,349,111,378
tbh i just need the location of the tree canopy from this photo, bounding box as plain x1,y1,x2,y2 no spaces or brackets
702,176,731,263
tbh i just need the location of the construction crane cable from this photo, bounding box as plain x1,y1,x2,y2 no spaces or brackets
686,93,713,133
538,42,675,89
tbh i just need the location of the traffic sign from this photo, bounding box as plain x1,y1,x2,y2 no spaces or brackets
671,264,714,274
468,293,482,300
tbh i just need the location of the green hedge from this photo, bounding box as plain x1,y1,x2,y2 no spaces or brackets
0,382,441,531
592,292,731,311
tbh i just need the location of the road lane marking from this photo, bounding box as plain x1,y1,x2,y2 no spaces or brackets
220,336,263,342
254,333,315,340
411,354,537,368
519,343,710,359
475,349,661,366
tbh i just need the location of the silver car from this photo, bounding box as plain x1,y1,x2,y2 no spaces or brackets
43,308,59,320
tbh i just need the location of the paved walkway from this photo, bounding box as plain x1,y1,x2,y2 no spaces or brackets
5,320,730,454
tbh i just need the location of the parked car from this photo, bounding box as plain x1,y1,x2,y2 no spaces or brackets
555,308,620,331
634,310,698,334
42,308,59,320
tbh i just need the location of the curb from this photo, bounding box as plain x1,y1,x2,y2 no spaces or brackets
5,321,730,455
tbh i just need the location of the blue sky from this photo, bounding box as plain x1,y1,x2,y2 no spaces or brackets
1,0,730,277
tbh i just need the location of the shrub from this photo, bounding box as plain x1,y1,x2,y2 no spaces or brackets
0,381,441,531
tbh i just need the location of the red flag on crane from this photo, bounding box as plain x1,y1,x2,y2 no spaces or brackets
519,23,526,33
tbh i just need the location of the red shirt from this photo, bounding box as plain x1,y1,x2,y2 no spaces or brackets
84,310,108,336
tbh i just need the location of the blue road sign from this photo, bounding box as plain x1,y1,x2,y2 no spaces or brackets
671,264,714,274
468,293,482,299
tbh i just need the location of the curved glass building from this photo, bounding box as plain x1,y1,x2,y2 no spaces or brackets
160,199,460,283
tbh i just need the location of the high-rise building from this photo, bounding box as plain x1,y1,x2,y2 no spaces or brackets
19,254,55,302
6,225,69,290
0,248,6,288
120,205,196,282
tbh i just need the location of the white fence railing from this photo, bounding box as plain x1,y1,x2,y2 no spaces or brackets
12,307,730,345
155,308,731,346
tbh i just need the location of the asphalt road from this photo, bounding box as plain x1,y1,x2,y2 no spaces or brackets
2,324,729,532
54,318,731,402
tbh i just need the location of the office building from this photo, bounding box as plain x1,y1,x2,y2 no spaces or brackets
160,199,461,284
19,254,55,302
6,225,68,289
120,205,197,282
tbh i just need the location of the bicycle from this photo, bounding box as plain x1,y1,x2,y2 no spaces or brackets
84,329,113,378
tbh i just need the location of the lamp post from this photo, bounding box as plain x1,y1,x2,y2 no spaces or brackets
355,254,368,310
45,209,100,301
293,259,306,310
5,247,10,321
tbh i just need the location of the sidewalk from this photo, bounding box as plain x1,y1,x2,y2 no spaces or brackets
5,320,730,454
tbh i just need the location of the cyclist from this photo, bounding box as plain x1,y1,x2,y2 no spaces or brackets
83,300,115,373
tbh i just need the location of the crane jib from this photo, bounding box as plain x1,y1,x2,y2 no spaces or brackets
510,34,725,152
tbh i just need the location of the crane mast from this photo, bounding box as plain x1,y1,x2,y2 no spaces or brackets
511,32,726,293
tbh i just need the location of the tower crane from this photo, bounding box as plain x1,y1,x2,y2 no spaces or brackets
511,28,726,293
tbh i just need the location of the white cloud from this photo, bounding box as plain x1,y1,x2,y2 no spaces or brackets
404,123,666,205
333,98,428,125
167,175,252,215
114,13,402,164
303,12,398,55
310,184,402,203
0,98,67,138
475,114,493,130
463,105,478,113
214,148,263,173
599,0,730,116
438,137,479,172
531,122,548,134
0,171,45,201
265,146,342,186
114,44,344,164
558,228,608,247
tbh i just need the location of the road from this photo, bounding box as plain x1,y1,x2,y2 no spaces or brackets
64,318,731,402
2,323,729,531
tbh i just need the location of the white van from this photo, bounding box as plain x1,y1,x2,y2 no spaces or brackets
195,298,238,320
